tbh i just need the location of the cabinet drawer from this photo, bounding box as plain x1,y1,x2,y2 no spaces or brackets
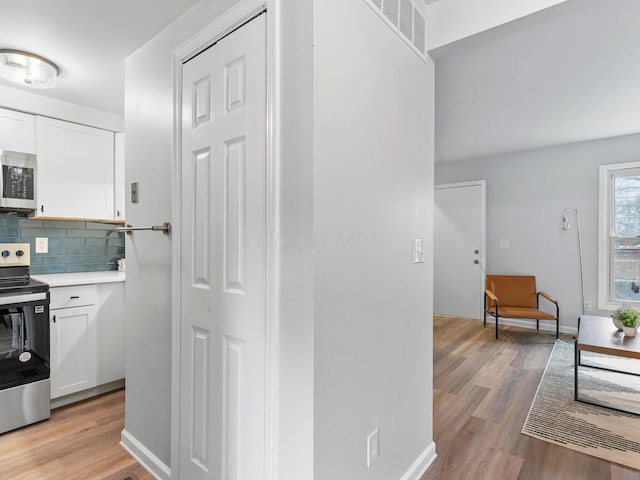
50,285,97,309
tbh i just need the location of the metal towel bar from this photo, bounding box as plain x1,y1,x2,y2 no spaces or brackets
117,222,172,235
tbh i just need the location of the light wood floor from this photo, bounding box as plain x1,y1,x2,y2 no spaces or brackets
422,315,640,480
0,388,153,480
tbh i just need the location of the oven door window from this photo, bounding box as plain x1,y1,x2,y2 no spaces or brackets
0,311,25,358
0,307,43,360
0,306,49,390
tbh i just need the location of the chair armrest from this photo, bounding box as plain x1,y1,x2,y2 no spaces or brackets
485,289,498,304
538,291,558,304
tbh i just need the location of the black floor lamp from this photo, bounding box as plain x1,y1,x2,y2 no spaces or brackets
561,207,585,316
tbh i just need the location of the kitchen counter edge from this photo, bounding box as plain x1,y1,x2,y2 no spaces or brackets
32,271,126,287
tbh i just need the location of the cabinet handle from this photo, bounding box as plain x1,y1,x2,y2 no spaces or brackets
70,296,80,299
40,205,44,213
52,315,56,323
117,210,121,217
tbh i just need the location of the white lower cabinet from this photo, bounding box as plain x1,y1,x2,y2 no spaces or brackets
50,285,98,399
49,282,125,402
50,305,97,398
96,282,125,385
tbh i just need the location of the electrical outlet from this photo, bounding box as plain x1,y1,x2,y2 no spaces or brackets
584,301,592,312
35,237,48,254
367,428,379,468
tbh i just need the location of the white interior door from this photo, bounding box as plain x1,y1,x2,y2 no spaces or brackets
434,181,486,320
180,14,266,480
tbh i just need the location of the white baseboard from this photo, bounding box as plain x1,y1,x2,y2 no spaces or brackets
400,441,437,480
120,429,172,480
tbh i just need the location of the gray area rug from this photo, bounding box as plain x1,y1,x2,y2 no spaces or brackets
522,339,640,470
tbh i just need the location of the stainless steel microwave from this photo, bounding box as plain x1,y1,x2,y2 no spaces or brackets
0,150,37,212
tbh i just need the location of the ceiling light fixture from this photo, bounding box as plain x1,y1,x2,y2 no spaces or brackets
0,49,60,89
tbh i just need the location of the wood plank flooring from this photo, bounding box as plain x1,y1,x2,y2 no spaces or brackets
422,315,640,480
0,389,153,480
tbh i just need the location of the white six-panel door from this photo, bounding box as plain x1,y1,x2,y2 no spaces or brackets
180,14,266,480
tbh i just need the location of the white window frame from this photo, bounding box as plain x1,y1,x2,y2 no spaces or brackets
598,161,640,310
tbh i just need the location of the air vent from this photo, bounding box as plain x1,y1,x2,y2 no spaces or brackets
399,0,414,40
413,7,426,53
364,0,427,60
383,0,400,25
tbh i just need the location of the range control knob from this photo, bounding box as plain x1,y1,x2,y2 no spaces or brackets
15,250,24,257
1,250,10,258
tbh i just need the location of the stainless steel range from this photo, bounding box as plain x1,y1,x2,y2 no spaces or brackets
0,243,50,434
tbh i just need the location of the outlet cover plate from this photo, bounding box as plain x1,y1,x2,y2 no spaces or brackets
35,237,48,254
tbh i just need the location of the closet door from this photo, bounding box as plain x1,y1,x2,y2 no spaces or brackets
180,13,267,480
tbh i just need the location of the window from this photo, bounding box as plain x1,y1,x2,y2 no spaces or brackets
599,162,640,309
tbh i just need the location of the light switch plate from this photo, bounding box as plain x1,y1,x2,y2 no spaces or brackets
131,182,139,203
413,238,425,264
367,428,379,468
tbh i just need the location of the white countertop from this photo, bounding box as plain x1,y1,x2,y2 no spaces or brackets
33,271,126,287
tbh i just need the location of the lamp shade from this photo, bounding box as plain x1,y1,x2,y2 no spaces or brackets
0,49,59,89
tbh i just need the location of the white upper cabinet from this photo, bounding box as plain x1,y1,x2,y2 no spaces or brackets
36,116,115,220
0,107,36,153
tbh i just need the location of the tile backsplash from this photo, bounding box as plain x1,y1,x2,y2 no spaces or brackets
0,215,125,274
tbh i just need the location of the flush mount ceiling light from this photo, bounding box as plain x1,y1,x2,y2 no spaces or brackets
0,49,60,89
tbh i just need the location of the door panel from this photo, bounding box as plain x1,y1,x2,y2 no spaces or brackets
434,182,485,320
50,306,97,398
180,14,266,480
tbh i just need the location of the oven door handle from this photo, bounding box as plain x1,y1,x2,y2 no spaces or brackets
0,292,47,306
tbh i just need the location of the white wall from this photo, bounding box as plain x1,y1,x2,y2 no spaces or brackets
426,0,567,51
435,133,640,332
274,0,315,478
0,85,123,131
123,0,241,473
313,1,435,479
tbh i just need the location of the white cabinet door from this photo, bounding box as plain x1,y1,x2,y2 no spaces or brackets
50,305,98,399
96,282,125,384
114,132,126,221
36,116,115,220
0,108,35,153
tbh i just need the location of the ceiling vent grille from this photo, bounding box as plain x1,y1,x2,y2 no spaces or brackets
383,0,400,25
364,0,427,61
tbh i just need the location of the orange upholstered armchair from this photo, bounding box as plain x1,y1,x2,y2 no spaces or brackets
484,275,559,339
